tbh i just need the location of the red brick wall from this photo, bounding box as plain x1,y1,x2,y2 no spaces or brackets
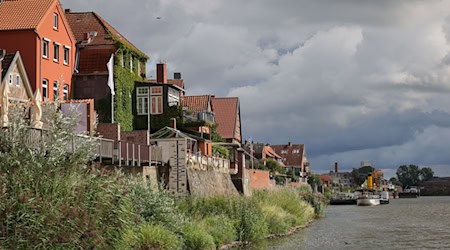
121,130,148,145
96,123,120,141
248,169,272,190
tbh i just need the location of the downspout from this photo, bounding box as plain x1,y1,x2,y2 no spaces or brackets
34,29,42,92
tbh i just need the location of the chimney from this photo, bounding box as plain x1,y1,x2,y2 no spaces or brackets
65,9,71,13
335,162,338,173
174,72,181,80
169,118,176,130
288,142,292,147
157,63,167,83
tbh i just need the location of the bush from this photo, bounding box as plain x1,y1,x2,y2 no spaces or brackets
119,224,181,250
200,215,236,246
260,204,295,234
235,199,268,242
182,222,215,250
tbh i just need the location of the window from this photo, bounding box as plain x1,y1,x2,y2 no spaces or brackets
130,56,133,72
42,79,48,99
281,150,287,154
53,13,58,29
136,87,149,115
63,84,69,100
168,87,179,106
53,81,59,101
63,46,70,65
15,74,20,86
150,86,163,114
121,53,124,68
293,149,300,154
8,74,12,85
53,42,60,62
42,38,50,58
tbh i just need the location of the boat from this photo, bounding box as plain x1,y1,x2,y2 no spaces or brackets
357,191,380,206
356,173,380,206
329,193,357,205
380,191,389,204
399,186,420,198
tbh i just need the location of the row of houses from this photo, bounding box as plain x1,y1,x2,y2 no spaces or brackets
0,0,311,195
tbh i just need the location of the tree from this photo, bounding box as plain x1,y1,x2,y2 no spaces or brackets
389,177,402,186
308,174,322,192
396,164,421,187
420,167,434,181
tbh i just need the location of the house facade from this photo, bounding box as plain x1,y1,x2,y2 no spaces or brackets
0,0,76,102
65,10,148,130
271,142,310,183
0,51,34,103
133,64,184,132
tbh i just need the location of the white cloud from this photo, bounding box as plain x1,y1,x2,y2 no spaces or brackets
61,0,450,175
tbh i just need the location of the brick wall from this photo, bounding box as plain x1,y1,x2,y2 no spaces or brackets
96,123,120,141
248,169,272,190
121,130,149,145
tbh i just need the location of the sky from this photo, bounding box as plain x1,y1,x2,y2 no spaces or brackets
61,0,450,178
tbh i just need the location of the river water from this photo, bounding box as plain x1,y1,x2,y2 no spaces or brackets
244,196,450,250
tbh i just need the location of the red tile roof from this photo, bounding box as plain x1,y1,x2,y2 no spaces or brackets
0,0,55,31
167,79,184,89
65,11,147,58
77,48,114,74
181,95,211,113
211,97,239,141
271,144,305,168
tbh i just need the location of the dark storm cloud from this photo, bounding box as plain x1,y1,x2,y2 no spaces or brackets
61,0,450,174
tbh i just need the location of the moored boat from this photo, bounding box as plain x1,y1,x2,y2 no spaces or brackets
357,192,380,206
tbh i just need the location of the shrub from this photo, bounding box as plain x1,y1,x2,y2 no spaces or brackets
260,204,295,234
119,224,181,250
235,199,268,242
200,215,236,246
182,222,215,250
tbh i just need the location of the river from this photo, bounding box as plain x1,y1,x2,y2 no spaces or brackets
243,196,450,249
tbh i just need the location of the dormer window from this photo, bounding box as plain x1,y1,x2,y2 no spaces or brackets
53,13,58,30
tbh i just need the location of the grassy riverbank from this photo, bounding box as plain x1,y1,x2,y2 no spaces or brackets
0,108,327,249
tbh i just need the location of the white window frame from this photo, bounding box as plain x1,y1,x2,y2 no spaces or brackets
63,46,70,65
63,84,69,100
136,87,149,115
8,74,13,85
130,56,133,72
15,74,20,86
42,38,50,58
53,42,60,62
53,81,59,101
42,79,48,100
53,13,58,30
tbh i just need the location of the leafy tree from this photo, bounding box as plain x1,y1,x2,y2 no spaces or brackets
307,174,322,192
420,167,434,181
389,177,402,186
396,164,421,187
350,166,374,187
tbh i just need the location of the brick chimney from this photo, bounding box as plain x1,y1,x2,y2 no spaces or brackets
157,63,167,83
169,118,176,130
65,9,71,13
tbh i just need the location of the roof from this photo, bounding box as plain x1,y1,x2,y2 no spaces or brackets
65,11,147,59
167,79,184,89
77,48,114,74
181,95,211,113
1,53,15,79
263,145,282,159
211,97,239,141
0,0,55,31
271,144,305,167
320,175,331,182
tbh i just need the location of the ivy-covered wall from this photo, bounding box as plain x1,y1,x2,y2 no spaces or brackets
134,105,184,132
110,44,148,131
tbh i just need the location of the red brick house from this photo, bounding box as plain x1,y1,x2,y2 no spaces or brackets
271,142,310,183
65,10,149,128
0,0,76,101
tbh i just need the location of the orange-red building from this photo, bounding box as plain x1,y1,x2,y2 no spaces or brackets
0,0,75,101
